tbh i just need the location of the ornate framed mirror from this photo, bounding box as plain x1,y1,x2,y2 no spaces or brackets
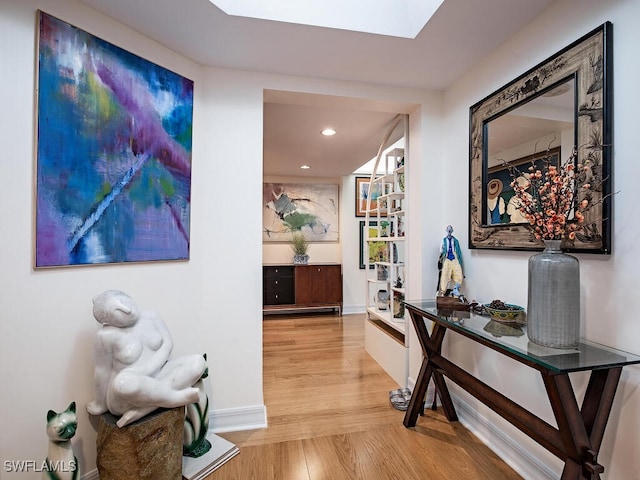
469,22,613,253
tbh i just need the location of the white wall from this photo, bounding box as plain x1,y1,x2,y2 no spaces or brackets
0,1,436,477
0,1,215,478
440,0,640,478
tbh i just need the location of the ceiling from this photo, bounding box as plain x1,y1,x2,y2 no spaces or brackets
263,91,411,177
79,0,556,177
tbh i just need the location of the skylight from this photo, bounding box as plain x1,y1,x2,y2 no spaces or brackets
210,0,444,39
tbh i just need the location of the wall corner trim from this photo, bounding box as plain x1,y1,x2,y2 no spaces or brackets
209,404,268,434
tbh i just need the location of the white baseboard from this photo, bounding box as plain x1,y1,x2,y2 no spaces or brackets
452,393,559,480
209,404,268,434
406,377,557,479
342,304,365,315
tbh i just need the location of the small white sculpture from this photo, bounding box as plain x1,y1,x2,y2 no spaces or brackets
86,290,206,428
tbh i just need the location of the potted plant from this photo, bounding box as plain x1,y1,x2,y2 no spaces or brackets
291,232,309,264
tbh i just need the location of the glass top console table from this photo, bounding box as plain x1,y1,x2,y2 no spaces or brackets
403,299,640,480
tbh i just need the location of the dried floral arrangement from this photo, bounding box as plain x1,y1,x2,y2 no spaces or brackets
505,146,612,242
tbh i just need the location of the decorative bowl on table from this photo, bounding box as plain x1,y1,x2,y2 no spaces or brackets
483,301,526,325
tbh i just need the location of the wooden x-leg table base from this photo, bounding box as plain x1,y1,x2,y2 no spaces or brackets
402,303,634,480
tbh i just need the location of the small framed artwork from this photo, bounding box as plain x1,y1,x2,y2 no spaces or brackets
355,176,387,218
355,177,369,217
359,221,388,269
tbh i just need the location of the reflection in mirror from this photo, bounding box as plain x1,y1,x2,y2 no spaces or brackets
483,79,575,225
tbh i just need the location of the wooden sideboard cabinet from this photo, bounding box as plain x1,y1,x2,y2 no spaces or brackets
263,264,342,314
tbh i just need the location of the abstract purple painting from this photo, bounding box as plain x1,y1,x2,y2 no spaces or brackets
35,11,193,267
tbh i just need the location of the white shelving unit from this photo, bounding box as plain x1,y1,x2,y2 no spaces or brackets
364,116,409,386
365,149,406,330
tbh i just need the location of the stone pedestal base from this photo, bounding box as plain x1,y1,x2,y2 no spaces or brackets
97,408,183,480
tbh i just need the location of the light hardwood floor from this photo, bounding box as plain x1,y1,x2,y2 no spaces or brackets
209,312,522,479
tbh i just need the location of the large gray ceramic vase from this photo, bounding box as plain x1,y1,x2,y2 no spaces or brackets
527,240,580,349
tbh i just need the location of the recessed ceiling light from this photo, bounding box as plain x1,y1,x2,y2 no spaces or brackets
300,165,311,169
321,128,336,136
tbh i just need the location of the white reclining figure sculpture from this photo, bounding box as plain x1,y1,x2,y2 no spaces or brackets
86,289,206,428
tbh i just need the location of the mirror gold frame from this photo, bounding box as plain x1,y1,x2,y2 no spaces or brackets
469,22,613,253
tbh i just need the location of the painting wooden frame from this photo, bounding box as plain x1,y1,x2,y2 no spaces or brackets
468,22,613,253
263,183,339,242
355,176,387,218
359,221,388,269
35,11,193,267
355,176,369,217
